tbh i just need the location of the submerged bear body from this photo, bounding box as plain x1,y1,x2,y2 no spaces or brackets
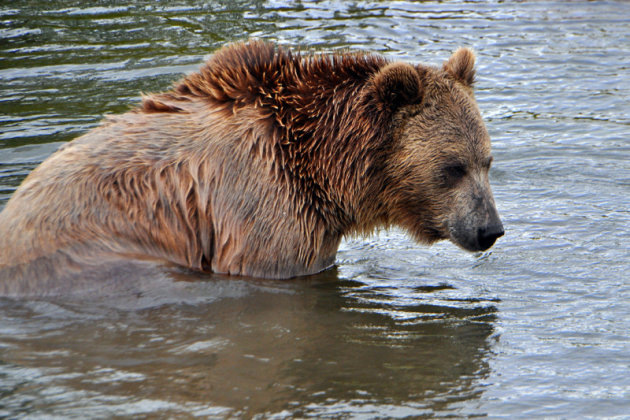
0,41,503,296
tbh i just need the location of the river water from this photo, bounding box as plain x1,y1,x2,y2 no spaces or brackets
1,1,629,418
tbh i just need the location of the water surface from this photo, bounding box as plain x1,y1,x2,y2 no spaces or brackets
1,1,629,418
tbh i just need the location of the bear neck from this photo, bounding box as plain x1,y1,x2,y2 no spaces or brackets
175,41,397,236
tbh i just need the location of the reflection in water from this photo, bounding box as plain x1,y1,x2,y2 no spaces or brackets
0,268,496,418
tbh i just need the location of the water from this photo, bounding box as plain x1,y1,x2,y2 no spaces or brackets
1,1,629,418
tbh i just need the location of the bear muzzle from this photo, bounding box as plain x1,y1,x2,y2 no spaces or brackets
447,190,504,252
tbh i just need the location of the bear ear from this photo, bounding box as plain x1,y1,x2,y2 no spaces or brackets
443,47,476,86
372,62,423,109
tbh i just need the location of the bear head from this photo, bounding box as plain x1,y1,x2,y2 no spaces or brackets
374,48,504,252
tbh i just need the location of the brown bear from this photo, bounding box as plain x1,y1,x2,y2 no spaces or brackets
0,40,503,295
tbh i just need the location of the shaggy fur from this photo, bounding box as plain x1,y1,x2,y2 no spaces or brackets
0,41,502,295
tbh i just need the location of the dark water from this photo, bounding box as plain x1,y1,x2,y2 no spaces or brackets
1,1,629,418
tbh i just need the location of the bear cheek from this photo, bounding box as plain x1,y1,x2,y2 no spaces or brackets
406,185,453,244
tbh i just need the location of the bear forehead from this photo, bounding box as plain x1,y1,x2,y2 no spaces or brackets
394,82,491,164
404,87,489,144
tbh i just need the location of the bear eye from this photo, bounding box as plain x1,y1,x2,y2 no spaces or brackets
441,163,467,185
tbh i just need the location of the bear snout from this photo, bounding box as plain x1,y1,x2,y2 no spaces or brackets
448,206,504,252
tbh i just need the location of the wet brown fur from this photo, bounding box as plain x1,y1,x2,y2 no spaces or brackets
0,41,500,295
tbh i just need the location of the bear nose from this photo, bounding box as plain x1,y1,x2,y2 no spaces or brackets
477,223,504,251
